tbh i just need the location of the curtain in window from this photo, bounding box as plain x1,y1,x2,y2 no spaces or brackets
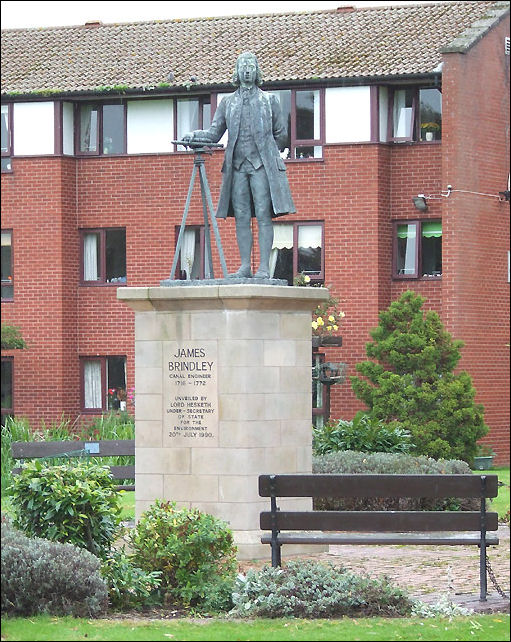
270,224,293,277
176,100,199,149
84,361,102,408
298,225,321,249
80,105,98,152
393,90,412,138
83,233,99,281
1,105,9,153
180,229,197,279
422,222,442,237
397,224,416,275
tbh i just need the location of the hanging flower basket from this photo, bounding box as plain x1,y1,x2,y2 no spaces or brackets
312,336,343,348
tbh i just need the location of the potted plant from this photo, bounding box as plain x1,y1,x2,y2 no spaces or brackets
293,273,346,348
473,444,496,470
420,121,440,141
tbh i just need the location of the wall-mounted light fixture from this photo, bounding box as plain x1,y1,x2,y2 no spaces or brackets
413,184,508,208
412,194,428,211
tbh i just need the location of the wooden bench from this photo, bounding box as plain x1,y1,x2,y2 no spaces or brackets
11,439,135,491
259,473,500,601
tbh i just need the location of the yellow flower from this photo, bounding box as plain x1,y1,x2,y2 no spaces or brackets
328,315,335,322
339,311,346,318
333,324,338,331
304,275,311,283
316,317,324,326
311,321,318,330
327,325,332,331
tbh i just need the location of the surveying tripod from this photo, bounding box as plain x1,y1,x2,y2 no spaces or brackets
168,141,228,281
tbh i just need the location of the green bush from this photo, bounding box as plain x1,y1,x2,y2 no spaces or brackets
230,560,413,618
312,450,477,511
101,549,162,612
313,411,414,455
1,519,108,617
350,291,488,464
129,500,237,612
1,324,27,349
11,460,122,558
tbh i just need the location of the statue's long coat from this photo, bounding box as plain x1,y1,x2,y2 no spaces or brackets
195,87,296,218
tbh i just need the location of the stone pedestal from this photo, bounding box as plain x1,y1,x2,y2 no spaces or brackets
118,284,329,559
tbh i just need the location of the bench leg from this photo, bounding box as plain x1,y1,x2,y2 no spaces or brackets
479,476,488,601
271,539,281,567
479,542,487,601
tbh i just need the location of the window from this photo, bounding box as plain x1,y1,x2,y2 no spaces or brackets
81,356,126,412
1,357,13,425
1,230,13,300
1,104,12,172
81,228,126,285
270,89,324,159
174,226,206,280
77,101,126,155
393,220,442,279
389,87,442,142
271,222,324,285
175,97,211,150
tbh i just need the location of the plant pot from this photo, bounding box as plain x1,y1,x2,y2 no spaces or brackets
473,456,493,470
317,335,343,347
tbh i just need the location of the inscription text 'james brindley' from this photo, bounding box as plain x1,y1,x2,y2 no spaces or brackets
183,51,295,280
164,342,219,446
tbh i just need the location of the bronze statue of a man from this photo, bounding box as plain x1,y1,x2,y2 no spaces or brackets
183,52,295,278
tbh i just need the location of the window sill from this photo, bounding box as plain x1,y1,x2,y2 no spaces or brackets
80,281,127,287
285,157,324,164
393,276,442,281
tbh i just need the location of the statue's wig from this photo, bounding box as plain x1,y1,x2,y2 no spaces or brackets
232,52,263,86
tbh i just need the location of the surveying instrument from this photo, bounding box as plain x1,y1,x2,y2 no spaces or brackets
167,140,228,282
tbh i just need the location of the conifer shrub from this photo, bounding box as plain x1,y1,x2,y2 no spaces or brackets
1,519,108,617
230,560,413,618
312,450,477,511
129,500,238,612
11,460,122,558
350,291,488,464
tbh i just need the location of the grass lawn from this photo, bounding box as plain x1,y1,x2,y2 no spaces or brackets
119,489,135,521
1,614,509,641
482,467,510,521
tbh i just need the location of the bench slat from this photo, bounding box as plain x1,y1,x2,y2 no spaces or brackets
259,474,498,498
260,532,500,546
260,510,499,532
11,439,135,458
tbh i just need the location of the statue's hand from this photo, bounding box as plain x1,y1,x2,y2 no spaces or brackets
181,132,194,143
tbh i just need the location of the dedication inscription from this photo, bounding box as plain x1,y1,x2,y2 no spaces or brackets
163,341,218,447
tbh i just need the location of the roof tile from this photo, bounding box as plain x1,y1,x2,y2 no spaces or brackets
1,2,508,96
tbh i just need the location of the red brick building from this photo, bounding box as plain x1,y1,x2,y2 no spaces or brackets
1,2,509,463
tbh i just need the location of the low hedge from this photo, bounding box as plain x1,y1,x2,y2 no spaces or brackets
312,450,478,511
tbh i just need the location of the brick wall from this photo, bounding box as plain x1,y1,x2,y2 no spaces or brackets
1,18,509,461
441,14,510,464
